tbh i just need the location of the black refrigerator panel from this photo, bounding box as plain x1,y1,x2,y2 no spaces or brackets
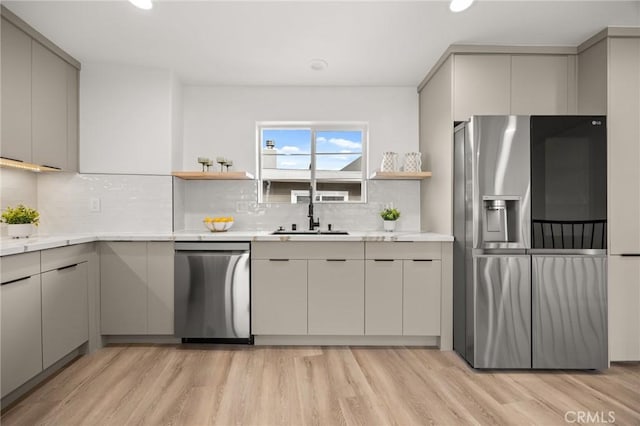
530,116,607,250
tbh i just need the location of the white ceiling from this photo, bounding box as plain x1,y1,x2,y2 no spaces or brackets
4,0,640,86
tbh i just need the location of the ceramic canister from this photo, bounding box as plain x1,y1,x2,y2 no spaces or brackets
381,152,399,172
403,152,422,172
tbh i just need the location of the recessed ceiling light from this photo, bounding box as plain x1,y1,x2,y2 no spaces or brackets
129,0,153,10
450,0,474,12
310,59,328,71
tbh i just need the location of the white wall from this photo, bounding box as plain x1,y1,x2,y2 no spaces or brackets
79,62,174,175
171,75,184,172
182,86,419,174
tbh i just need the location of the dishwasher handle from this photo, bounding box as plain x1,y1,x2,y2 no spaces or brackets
175,242,250,251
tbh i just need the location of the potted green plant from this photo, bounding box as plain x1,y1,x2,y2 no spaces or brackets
1,204,40,238
380,207,400,232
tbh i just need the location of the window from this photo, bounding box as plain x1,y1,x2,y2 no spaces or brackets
258,123,367,203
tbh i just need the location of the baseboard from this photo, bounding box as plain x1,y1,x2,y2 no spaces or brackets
253,335,439,347
102,335,181,345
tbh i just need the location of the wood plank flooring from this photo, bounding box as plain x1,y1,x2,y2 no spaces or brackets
2,345,639,425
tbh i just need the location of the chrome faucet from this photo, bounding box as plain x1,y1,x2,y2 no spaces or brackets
308,184,320,231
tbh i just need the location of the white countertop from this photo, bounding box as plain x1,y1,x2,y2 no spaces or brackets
0,230,453,256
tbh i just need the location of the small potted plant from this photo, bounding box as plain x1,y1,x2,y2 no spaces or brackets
380,207,400,232
1,204,40,238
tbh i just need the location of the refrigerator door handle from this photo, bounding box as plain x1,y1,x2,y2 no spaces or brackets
528,249,606,256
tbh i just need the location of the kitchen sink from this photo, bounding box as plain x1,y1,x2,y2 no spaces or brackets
271,230,349,235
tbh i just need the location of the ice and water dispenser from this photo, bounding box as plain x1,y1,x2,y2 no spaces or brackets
482,196,521,244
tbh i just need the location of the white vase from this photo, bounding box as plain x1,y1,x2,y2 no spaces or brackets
383,220,397,232
403,152,422,172
380,152,398,172
7,223,33,238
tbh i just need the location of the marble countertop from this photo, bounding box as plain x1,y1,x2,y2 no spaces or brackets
0,230,453,256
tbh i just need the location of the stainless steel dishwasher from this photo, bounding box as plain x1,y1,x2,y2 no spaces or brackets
174,242,251,343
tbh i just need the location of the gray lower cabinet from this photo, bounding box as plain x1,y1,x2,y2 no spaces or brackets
365,260,403,335
308,260,364,335
608,256,640,361
403,260,441,336
1,275,43,398
100,242,174,335
147,242,174,335
41,262,89,369
251,259,307,335
100,242,148,334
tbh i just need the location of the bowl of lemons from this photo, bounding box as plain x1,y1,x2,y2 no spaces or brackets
203,216,234,232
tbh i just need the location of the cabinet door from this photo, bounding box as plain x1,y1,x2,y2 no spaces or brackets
41,262,89,369
147,242,174,335
66,64,79,172
1,18,32,162
308,260,364,335
251,259,307,335
608,38,640,255
1,275,42,398
609,256,640,361
511,55,569,115
365,260,402,335
100,242,148,334
403,260,441,336
32,41,68,169
453,54,510,121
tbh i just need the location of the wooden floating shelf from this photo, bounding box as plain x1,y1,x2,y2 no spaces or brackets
369,171,432,180
172,171,255,180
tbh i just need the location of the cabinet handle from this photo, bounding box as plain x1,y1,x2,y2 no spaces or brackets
373,259,394,262
57,263,79,271
268,259,289,262
621,254,640,257
326,259,346,262
412,259,433,262
1,276,31,286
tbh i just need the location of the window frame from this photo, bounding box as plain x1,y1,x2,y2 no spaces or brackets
257,121,368,204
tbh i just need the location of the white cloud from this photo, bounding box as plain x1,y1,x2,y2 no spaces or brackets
277,145,300,154
316,136,327,143
326,138,361,150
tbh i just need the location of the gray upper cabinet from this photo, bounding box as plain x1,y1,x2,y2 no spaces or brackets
32,41,68,170
67,65,79,172
1,18,32,162
608,37,640,255
0,9,80,171
511,55,572,115
453,54,511,121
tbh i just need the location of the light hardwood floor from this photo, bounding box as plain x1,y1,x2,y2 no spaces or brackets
2,345,639,425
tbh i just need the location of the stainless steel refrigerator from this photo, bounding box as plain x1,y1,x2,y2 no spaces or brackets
453,115,608,370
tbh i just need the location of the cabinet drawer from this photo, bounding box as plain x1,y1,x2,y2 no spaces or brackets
41,243,91,272
365,242,441,260
0,252,40,283
252,242,364,260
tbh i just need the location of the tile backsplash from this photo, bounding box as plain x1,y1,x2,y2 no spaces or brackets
2,169,420,236
0,168,38,237
177,179,420,232
36,173,173,234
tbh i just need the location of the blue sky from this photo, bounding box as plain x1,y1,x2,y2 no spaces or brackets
262,129,362,170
